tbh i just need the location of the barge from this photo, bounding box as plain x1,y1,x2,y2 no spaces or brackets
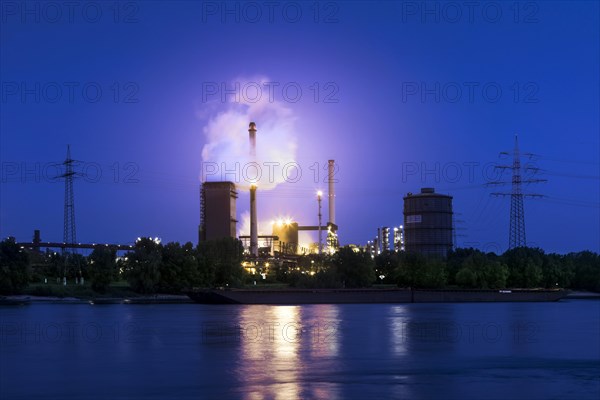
187,288,568,304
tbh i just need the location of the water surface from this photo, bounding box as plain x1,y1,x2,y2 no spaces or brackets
1,300,598,399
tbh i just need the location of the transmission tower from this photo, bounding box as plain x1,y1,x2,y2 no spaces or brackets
488,136,546,249
59,145,77,253
452,213,466,250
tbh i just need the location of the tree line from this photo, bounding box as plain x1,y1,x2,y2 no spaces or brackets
0,237,245,295
379,247,600,291
0,237,598,295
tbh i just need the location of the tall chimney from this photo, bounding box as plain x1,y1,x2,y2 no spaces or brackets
250,184,258,257
249,122,258,257
249,122,257,157
328,159,335,225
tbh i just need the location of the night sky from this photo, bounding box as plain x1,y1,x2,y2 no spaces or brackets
1,1,598,253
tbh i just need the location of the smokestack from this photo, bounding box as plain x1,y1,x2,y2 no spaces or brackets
328,159,335,225
249,122,257,157
249,122,258,257
250,184,258,257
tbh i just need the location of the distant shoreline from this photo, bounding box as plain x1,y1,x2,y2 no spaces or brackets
2,290,599,305
1,294,193,304
564,290,600,299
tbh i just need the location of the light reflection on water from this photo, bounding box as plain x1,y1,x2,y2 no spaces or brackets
237,305,341,400
389,305,409,357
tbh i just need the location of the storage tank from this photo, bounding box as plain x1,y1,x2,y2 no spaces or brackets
403,188,453,257
272,221,299,255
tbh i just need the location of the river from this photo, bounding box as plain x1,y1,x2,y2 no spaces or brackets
1,300,598,399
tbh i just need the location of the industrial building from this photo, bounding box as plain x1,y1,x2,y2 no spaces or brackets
366,225,403,256
403,188,453,257
380,227,390,252
199,181,238,242
393,226,405,252
272,220,299,255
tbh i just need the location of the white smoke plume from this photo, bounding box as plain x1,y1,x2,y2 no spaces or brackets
200,76,298,191
199,76,321,251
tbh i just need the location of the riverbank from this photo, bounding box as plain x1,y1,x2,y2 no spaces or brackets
1,294,192,304
188,288,572,304
3,289,598,305
564,290,600,299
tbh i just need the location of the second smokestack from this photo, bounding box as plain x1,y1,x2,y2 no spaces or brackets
249,122,258,257
249,122,257,157
328,159,335,225
250,184,258,257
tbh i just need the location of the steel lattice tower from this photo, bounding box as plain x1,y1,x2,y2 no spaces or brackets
60,145,77,252
509,137,526,248
490,136,545,250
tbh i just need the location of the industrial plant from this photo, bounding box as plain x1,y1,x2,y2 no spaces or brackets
198,122,455,271
19,127,456,281
198,122,340,267
17,133,546,274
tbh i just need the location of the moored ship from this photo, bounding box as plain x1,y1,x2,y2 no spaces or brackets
187,288,568,304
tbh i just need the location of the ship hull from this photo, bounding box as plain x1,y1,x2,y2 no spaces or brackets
187,288,568,305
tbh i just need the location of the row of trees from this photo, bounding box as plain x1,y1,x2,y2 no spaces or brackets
374,247,600,291
1,237,599,294
292,247,599,291
123,237,245,293
0,237,245,295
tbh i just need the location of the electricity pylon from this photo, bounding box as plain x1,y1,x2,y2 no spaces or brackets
488,136,546,249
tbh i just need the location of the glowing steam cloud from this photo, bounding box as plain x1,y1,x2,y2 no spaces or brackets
200,76,298,191
238,211,314,252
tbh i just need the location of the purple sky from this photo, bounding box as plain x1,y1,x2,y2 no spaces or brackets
1,1,598,253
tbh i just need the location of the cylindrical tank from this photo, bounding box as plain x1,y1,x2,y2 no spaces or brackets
403,188,453,257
